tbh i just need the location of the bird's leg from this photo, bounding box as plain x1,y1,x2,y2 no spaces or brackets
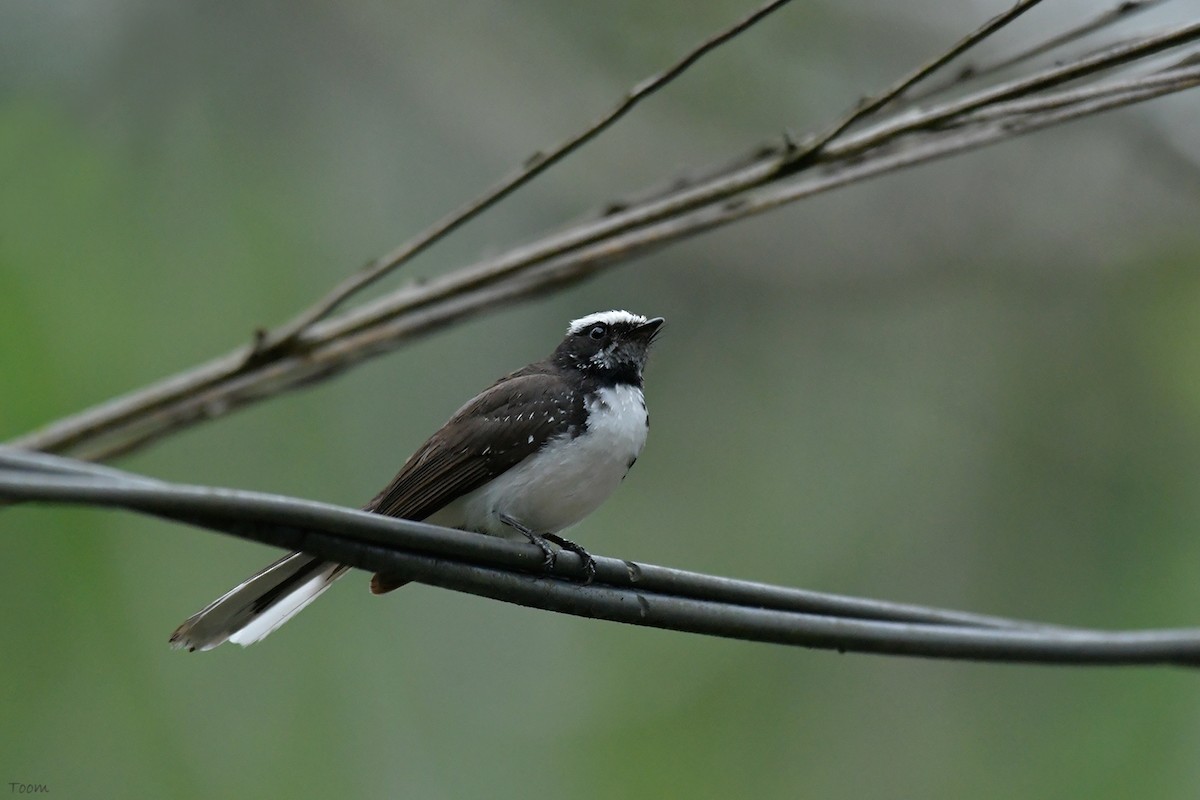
544,534,597,585
499,513,556,572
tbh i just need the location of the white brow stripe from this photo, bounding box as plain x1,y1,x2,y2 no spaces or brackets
566,310,648,335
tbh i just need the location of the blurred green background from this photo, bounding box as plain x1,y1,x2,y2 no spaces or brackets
4,1,1200,797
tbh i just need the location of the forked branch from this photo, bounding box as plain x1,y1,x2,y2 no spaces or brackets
9,2,1199,461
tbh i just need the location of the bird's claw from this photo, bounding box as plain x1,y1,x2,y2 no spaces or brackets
533,536,557,571
499,515,595,583
500,513,558,572
545,534,597,585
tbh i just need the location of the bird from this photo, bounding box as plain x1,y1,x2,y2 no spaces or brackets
169,310,664,651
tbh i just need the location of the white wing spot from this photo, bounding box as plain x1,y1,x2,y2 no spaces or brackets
527,435,534,444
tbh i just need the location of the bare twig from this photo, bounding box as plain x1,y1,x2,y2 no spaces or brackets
254,0,800,357
4,0,802,459
904,0,1171,104
9,10,1200,461
950,62,1200,123
786,0,1048,165
817,19,1200,162
4,448,1197,666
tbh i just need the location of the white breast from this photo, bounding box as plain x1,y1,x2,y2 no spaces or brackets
428,384,648,537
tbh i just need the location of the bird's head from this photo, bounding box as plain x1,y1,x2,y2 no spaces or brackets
552,310,664,385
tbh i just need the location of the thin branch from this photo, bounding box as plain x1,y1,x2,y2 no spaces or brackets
9,13,1200,461
788,0,1048,164
817,18,1200,162
0,448,1195,666
4,0,802,458
36,63,1197,463
950,62,1200,123
904,0,1171,104
254,0,800,356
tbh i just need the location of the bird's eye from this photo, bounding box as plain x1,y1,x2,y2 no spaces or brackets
588,324,608,340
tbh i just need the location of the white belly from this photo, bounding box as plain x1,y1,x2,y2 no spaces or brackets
427,384,648,537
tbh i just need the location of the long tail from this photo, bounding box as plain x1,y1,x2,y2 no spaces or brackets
169,553,350,651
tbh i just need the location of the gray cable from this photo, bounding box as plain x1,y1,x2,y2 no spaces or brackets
1,447,1195,666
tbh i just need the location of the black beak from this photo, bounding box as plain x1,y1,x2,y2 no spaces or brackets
630,317,665,344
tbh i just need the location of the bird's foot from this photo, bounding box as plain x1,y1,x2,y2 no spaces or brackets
499,513,556,571
545,534,597,584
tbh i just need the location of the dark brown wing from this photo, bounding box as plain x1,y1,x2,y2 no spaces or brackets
363,367,583,520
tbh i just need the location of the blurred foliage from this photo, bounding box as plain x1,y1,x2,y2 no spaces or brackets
3,1,1200,798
